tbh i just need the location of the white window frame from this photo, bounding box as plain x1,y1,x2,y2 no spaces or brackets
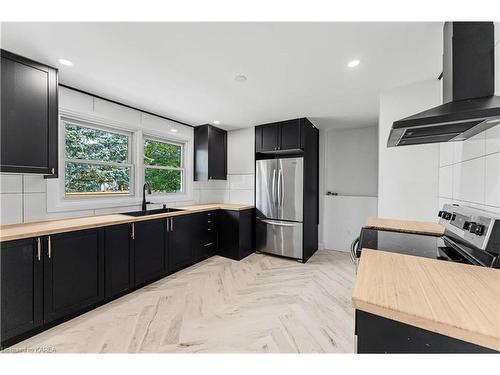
46,107,194,213
143,135,186,195
63,118,135,198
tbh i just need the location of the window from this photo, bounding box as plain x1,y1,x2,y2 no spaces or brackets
143,137,184,193
64,120,133,196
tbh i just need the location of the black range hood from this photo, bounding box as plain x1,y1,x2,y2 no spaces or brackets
388,22,500,147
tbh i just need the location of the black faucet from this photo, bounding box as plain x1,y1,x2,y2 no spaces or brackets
142,182,151,211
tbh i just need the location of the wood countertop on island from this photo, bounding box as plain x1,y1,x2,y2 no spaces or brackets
364,217,445,236
0,203,254,242
352,249,500,351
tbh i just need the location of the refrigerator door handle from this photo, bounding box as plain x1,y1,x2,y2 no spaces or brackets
257,218,300,227
272,169,277,207
278,169,283,207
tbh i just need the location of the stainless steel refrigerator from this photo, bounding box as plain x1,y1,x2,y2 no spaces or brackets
255,157,303,260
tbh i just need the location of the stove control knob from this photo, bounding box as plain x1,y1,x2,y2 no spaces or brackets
469,224,485,236
443,212,452,220
438,210,444,218
463,221,471,230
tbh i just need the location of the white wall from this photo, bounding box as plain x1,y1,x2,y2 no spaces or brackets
324,126,378,196
193,126,255,205
378,79,441,221
0,87,195,225
318,125,378,251
438,126,500,214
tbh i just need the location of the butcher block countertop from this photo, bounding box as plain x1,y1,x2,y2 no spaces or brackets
352,249,500,351
364,217,445,236
0,203,254,242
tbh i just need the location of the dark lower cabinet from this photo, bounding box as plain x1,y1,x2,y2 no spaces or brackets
134,219,167,286
1,209,254,348
105,224,135,298
43,229,105,323
218,209,255,261
355,310,496,353
1,238,43,343
168,215,195,271
193,211,218,261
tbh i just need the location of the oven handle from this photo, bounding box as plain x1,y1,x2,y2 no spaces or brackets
350,237,360,264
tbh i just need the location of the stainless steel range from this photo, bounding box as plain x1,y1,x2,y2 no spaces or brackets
352,204,500,268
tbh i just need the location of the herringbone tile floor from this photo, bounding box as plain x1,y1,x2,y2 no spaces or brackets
10,250,356,353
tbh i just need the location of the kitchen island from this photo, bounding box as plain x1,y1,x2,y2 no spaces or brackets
352,249,500,353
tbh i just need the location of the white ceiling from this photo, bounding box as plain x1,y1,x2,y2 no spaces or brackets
1,22,443,130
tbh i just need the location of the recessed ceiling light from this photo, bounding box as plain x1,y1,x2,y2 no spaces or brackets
170,128,178,133
213,120,220,125
347,59,360,68
57,58,73,66
234,74,247,82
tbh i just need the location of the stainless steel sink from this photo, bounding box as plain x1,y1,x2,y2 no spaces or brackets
122,208,185,217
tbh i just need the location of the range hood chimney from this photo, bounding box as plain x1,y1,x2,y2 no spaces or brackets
388,22,500,147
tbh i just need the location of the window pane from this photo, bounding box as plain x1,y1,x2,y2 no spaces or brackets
143,138,181,168
65,123,129,163
145,168,182,193
65,162,130,195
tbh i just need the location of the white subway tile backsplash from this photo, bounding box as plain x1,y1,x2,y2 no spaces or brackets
0,194,23,224
229,174,254,190
485,152,500,207
198,189,229,204
0,174,23,193
485,125,500,155
229,189,254,205
438,165,453,198
453,132,486,163
439,142,454,167
24,193,94,223
23,175,46,193
452,157,485,205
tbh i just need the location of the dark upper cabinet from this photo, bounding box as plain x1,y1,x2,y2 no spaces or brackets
133,219,167,286
255,119,303,153
0,50,58,177
194,124,227,180
1,238,43,344
105,224,135,298
43,228,105,323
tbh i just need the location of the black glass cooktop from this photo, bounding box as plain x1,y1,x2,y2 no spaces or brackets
358,228,473,264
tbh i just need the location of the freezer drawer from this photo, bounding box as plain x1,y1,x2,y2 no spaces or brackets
256,218,303,260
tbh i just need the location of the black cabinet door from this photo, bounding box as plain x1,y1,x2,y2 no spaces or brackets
1,50,58,176
134,219,167,286
168,215,195,271
260,124,280,151
1,238,43,343
208,126,227,180
43,229,105,323
105,224,134,298
279,120,302,150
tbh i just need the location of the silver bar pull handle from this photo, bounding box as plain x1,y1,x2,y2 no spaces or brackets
131,223,135,239
165,219,169,232
278,169,283,207
47,236,52,259
171,218,174,231
203,242,213,247
37,238,41,261
272,169,277,207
